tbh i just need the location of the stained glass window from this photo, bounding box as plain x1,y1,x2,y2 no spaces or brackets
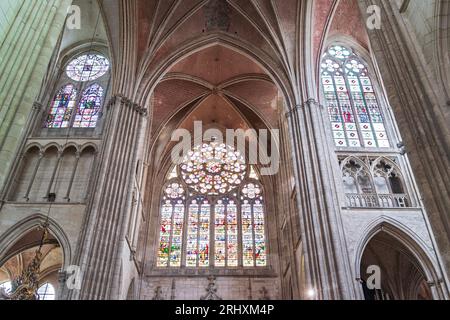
66,54,110,82
185,197,211,267
180,142,246,195
45,84,77,128
241,183,266,267
46,53,109,129
73,84,104,128
321,45,390,148
214,198,238,267
156,143,267,269
157,183,185,267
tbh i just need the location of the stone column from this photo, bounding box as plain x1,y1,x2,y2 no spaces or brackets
0,2,22,44
286,99,357,300
358,0,450,280
70,95,147,300
0,0,72,193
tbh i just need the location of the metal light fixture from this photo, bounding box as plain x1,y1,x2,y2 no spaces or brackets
9,222,49,300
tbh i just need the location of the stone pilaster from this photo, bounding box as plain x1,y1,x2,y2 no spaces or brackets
286,99,357,300
0,0,72,193
70,95,147,300
358,0,450,280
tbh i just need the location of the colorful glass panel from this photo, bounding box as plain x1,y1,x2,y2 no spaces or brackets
73,84,104,128
242,201,254,267
241,183,267,267
227,200,238,267
157,182,185,267
157,202,173,267
254,200,266,266
66,54,109,82
214,198,239,267
180,142,246,195
214,200,226,267
199,201,210,267
158,145,267,269
45,84,77,128
170,203,184,267
321,45,390,148
186,198,210,267
186,201,199,267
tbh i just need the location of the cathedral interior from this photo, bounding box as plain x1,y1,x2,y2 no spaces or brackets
0,0,449,301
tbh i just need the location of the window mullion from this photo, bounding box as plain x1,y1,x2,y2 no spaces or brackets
196,203,201,268
237,199,243,268
356,75,381,148
168,203,175,267
224,202,229,267
329,72,350,146
181,198,189,268
210,201,215,268
251,200,257,267
343,71,365,148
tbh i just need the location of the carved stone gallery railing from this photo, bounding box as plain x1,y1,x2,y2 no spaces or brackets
345,193,409,208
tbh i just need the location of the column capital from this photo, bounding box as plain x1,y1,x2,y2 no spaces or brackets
32,101,43,111
285,99,321,118
107,95,148,117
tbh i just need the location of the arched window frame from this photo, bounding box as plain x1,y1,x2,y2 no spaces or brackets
320,42,395,150
0,280,12,294
155,148,269,270
43,50,111,130
341,157,374,195
371,157,407,195
341,156,410,208
37,282,56,300
157,179,186,268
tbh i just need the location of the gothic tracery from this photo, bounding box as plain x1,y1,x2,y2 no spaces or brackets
0,0,448,302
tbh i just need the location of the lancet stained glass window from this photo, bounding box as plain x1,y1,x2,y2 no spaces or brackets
156,143,267,269
157,183,185,267
45,84,77,128
46,53,109,129
321,45,390,148
73,84,104,128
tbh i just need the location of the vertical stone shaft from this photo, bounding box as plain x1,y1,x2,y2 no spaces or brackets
0,0,72,193
358,0,450,277
287,99,356,300
73,96,145,300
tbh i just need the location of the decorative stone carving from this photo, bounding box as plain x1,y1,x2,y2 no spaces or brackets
170,279,176,300
285,99,320,118
152,286,164,300
32,101,43,111
201,276,222,300
259,287,271,300
107,95,148,117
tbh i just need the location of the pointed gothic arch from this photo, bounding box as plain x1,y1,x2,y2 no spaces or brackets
0,214,71,269
355,218,448,299
135,37,296,111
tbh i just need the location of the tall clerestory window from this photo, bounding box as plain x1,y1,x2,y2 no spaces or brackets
321,45,390,148
157,142,267,269
45,53,110,129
